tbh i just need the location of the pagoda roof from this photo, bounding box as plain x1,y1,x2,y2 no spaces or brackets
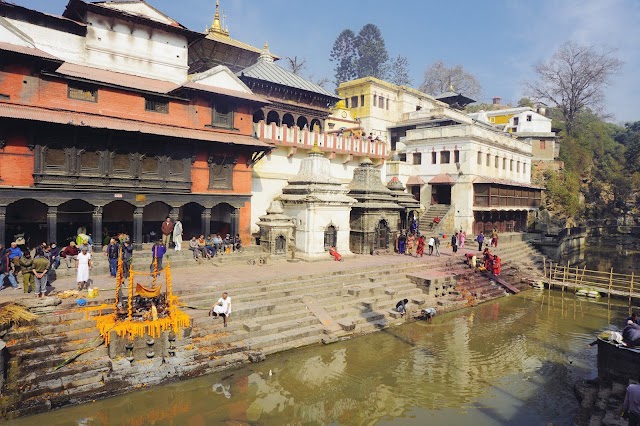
238,60,338,100
435,90,476,109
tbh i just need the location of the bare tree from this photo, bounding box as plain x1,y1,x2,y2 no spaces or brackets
390,55,412,87
420,61,481,99
527,41,622,135
285,56,307,75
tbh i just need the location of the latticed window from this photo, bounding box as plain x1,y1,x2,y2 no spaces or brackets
145,98,168,114
209,163,233,189
80,151,99,173
324,225,337,251
44,147,66,171
68,84,97,102
141,156,158,174
169,158,184,176
212,102,234,128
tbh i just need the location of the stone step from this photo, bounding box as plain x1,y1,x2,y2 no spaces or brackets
261,334,323,356
245,324,325,351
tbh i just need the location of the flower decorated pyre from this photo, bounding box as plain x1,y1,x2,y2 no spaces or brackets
86,252,190,345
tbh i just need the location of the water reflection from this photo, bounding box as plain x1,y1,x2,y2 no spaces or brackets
8,290,631,426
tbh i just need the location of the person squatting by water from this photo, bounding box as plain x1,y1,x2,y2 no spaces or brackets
395,299,409,317
417,307,437,323
210,292,232,327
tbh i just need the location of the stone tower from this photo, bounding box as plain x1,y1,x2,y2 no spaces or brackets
347,159,402,254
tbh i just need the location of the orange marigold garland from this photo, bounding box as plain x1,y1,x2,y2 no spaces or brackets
87,255,190,345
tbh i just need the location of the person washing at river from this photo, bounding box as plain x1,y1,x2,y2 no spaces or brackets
395,299,409,317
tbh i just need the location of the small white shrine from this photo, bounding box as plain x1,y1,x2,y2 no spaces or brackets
278,144,356,260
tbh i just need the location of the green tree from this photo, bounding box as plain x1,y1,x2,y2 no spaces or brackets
329,29,358,87
355,24,389,79
517,97,535,108
390,55,411,86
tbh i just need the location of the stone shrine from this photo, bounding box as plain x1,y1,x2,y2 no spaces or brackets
256,200,295,257
278,144,356,260
386,177,422,230
347,159,403,254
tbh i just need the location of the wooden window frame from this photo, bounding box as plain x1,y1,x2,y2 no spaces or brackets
68,84,97,102
145,97,169,114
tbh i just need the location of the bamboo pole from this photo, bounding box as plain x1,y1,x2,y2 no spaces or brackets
575,265,579,293
608,267,613,301
543,257,547,283
629,272,635,312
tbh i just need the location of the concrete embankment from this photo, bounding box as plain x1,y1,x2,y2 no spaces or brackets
0,235,545,419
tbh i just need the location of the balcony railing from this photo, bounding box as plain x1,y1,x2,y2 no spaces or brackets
254,121,387,159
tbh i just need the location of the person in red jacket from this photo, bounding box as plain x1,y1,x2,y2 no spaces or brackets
60,242,79,268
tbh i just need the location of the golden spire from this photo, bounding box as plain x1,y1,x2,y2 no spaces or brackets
208,0,229,36
309,139,323,156
449,82,455,92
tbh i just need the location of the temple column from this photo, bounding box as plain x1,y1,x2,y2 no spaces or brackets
169,207,179,223
133,207,143,251
0,206,6,246
201,208,211,237
230,207,240,237
46,206,57,244
92,207,103,252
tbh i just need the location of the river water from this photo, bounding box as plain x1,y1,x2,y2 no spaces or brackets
8,289,631,426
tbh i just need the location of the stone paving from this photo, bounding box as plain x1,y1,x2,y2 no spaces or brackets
0,245,475,305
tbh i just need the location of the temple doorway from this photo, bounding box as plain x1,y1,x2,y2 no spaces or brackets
103,200,134,245
376,220,390,250
431,184,452,205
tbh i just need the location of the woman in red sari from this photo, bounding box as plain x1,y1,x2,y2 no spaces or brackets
416,235,425,257
329,246,343,262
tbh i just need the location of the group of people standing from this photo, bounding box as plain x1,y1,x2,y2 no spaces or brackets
0,239,92,297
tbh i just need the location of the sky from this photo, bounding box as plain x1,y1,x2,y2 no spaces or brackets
12,0,640,123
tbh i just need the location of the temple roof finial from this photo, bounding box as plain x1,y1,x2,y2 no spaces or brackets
208,0,230,36
259,41,274,63
309,139,323,156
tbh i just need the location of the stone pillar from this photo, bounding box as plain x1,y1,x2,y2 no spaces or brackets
133,207,143,251
169,207,179,223
46,206,57,244
201,208,211,237
92,207,103,252
0,206,6,246
230,208,240,237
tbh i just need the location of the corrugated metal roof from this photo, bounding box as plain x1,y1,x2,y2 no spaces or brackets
0,42,62,61
238,61,337,98
176,82,270,104
0,102,272,148
406,175,428,186
55,62,178,94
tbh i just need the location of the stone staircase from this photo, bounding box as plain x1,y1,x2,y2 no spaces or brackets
418,204,451,234
0,236,546,418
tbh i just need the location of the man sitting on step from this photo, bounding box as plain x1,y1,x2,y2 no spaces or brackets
210,292,232,327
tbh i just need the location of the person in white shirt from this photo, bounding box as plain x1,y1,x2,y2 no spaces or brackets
428,237,435,256
210,292,231,327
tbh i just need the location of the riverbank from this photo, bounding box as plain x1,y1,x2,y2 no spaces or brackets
8,287,628,426
0,236,545,420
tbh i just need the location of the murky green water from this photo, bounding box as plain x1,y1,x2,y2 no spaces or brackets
8,290,630,426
